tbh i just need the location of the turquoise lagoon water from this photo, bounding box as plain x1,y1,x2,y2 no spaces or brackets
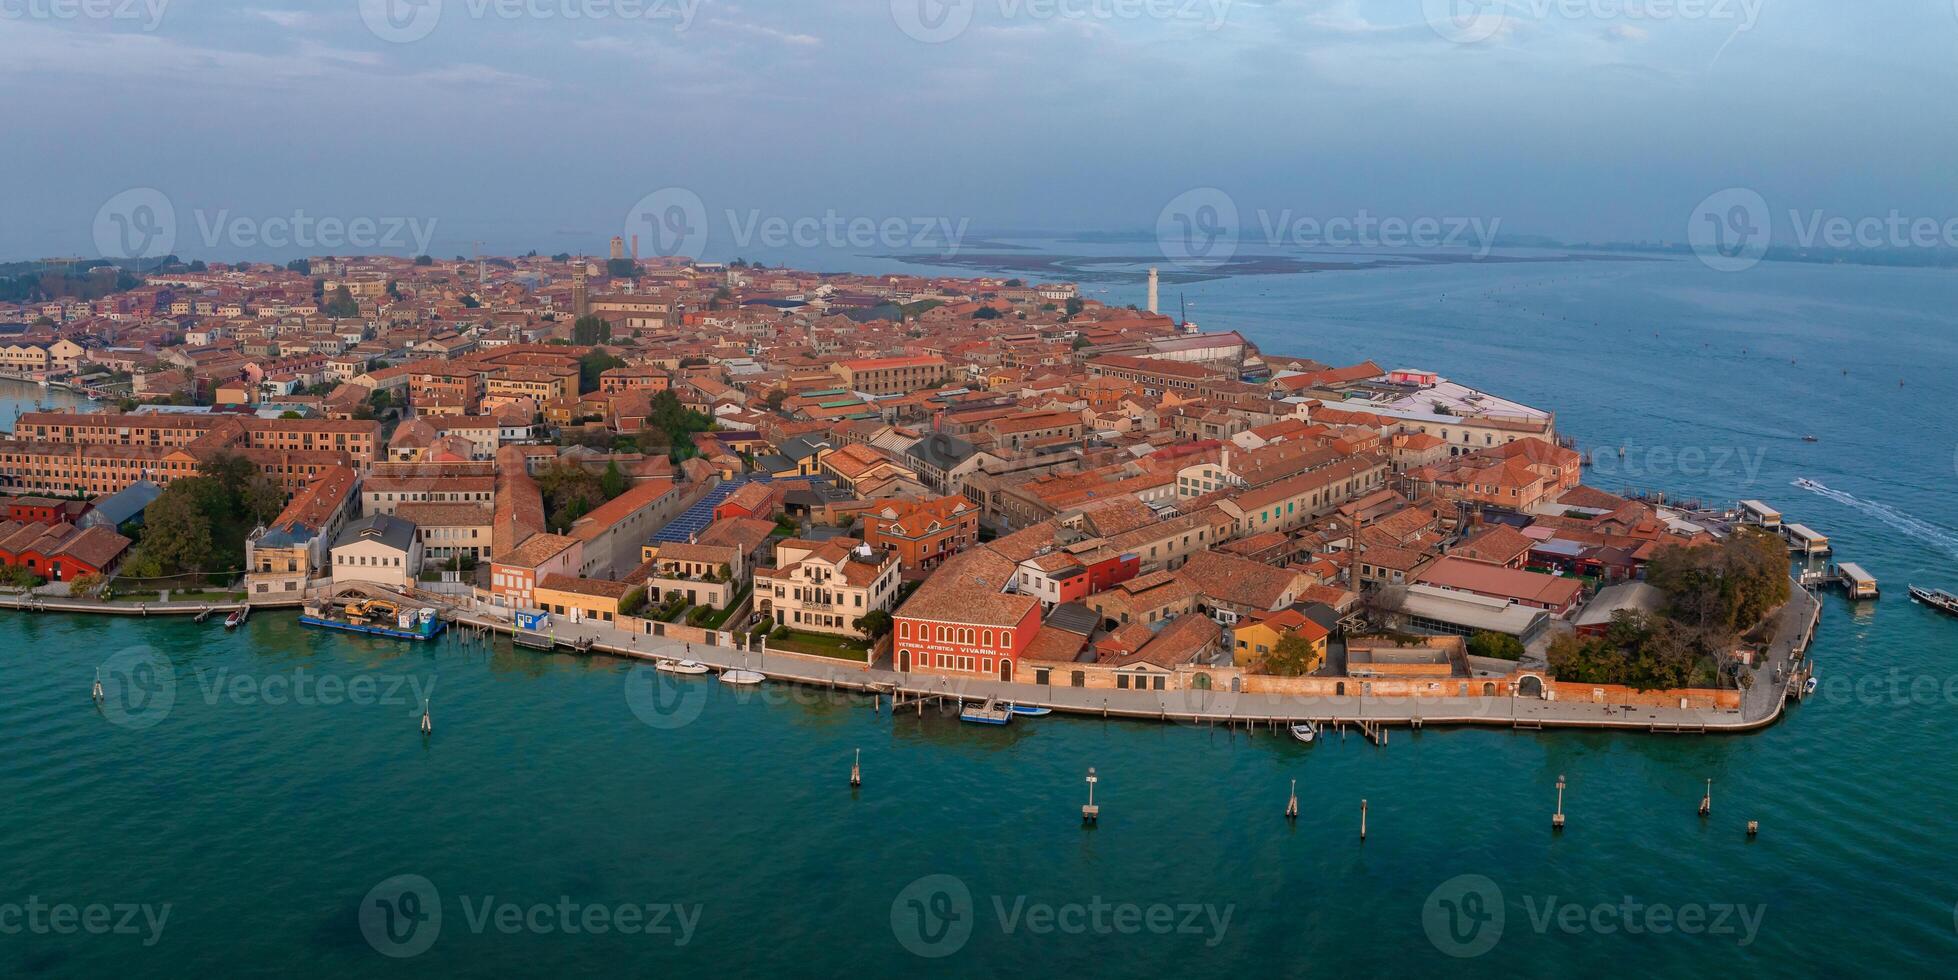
5,254,1958,976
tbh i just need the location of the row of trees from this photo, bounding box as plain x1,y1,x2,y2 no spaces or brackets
1548,530,1790,691
1548,610,1725,691
120,455,285,581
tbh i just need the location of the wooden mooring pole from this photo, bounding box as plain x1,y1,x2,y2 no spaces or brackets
1285,779,1299,821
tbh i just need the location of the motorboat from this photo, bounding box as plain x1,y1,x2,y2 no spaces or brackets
1908,585,1958,616
224,608,245,629
719,668,765,685
1803,676,1819,696
657,659,712,675
1009,704,1052,717
1289,722,1317,744
959,699,1013,725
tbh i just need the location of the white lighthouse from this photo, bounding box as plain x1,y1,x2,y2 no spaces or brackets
1147,267,1159,314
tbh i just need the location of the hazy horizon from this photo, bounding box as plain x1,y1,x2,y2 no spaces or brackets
7,1,1957,265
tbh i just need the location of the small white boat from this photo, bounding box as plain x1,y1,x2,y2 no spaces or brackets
1289,723,1317,744
719,668,765,686
1009,704,1052,717
1803,676,1818,696
657,659,711,675
224,608,245,629
959,699,1013,725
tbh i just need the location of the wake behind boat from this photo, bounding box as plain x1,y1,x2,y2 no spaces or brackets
658,659,711,675
1908,585,1958,617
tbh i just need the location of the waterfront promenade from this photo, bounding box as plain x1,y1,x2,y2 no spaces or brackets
0,585,1819,735
450,585,1821,734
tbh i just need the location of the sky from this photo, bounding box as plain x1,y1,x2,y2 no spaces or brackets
3,0,1956,263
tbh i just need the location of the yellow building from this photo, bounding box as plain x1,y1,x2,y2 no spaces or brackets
1232,609,1329,674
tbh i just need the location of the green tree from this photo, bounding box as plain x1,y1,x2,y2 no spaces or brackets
414,254,434,266
573,315,612,346
321,285,359,318
1263,633,1321,676
854,610,893,642
577,350,627,392
1467,631,1524,661
133,489,215,574
600,460,627,499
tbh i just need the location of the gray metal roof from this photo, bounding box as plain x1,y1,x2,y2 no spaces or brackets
332,512,418,552
79,480,163,528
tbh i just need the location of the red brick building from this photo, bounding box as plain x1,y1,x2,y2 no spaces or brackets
893,547,1041,682
861,496,980,571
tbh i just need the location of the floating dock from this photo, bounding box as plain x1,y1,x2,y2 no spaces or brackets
1831,562,1878,600
1783,523,1831,556
299,603,445,641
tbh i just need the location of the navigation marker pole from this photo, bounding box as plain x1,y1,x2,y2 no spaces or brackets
1285,779,1299,821
850,748,861,788
1699,778,1711,817
1553,774,1567,831
92,668,103,703
1360,799,1368,841
421,698,433,735
1082,767,1099,825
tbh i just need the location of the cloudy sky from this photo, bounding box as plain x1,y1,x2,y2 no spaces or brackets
4,0,1956,261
